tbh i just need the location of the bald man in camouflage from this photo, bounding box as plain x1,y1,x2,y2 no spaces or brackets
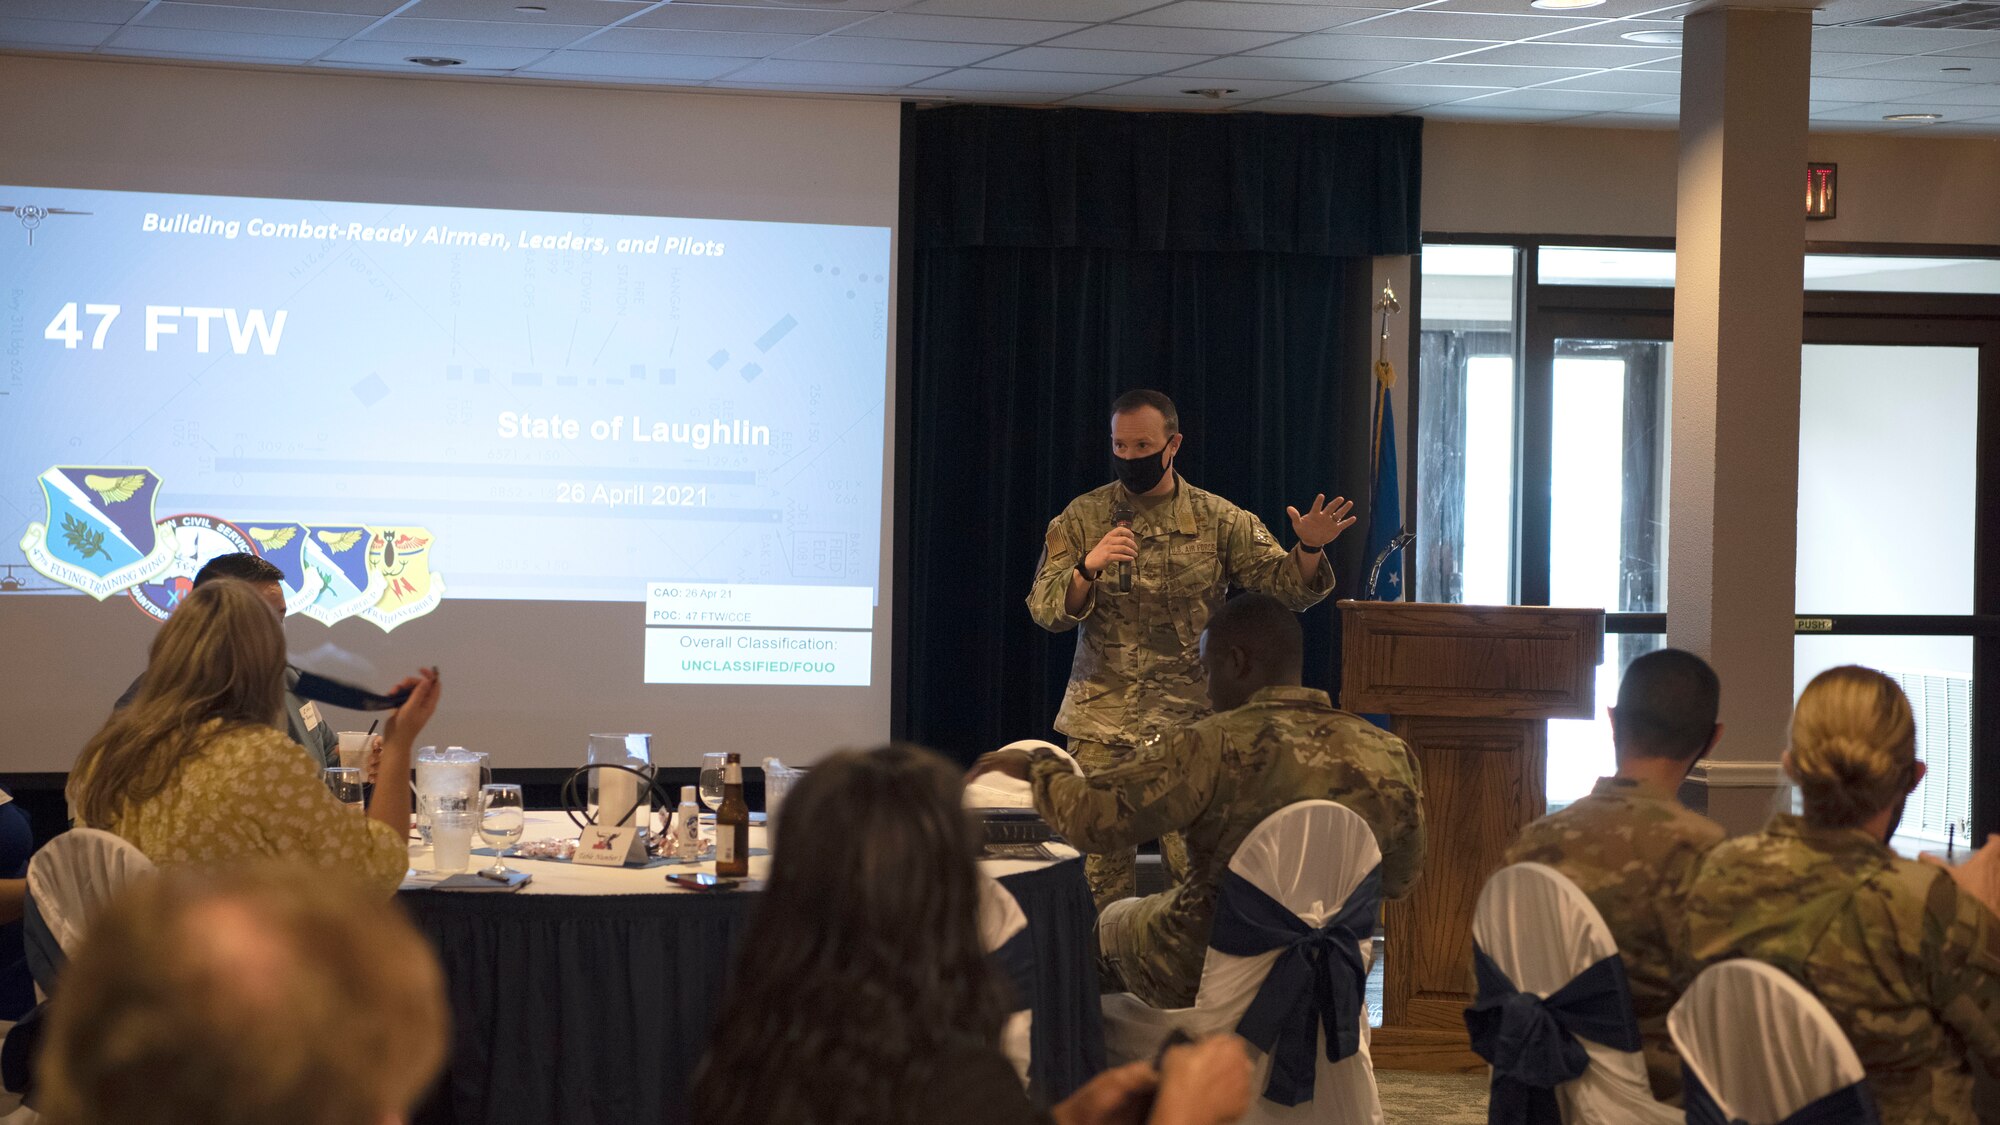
976,593,1426,1007
1502,647,1726,1104
1027,389,1353,908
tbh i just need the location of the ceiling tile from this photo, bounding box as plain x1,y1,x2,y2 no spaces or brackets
317,40,553,68
1835,55,2000,82
780,36,1008,65
1629,56,1681,71
163,0,402,13
1354,61,1594,86
724,58,952,85
1095,74,1331,98
833,14,1086,45
1062,92,1263,109
621,5,864,34
1570,112,1675,128
137,2,374,38
1811,51,1905,74
1812,0,1947,25
1622,97,1680,114
3,0,146,20
0,16,120,46
1542,67,1679,94
576,28,816,56
405,0,633,22
975,46,1212,73
362,17,597,49
1246,97,1414,114
1247,33,1500,62
1423,0,1685,17
522,50,745,79
1119,2,1385,34
911,67,1123,93
1810,75,1972,100
1533,19,1684,47
1276,80,1500,105
1458,86,1662,110
1452,42,1678,67
1936,41,2000,58
904,0,1162,18
1167,55,1394,82
1421,105,1591,121
1810,102,1937,120
1809,26,2000,53
1040,24,1297,53
105,24,342,60
676,0,889,8
1334,11,1607,42
1886,82,2000,104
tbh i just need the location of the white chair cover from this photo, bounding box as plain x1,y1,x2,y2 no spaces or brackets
978,875,1034,1087
964,740,1082,809
1102,800,1384,1125
1668,960,1868,1125
26,828,155,960
1471,863,1678,1125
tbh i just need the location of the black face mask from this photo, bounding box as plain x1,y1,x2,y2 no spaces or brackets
1113,449,1169,494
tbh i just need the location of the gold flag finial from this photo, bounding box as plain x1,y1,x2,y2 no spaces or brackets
1374,282,1401,388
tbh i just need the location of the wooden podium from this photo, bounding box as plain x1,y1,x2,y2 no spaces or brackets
1338,601,1604,1071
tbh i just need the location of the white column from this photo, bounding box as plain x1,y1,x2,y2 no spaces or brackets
1669,5,1813,832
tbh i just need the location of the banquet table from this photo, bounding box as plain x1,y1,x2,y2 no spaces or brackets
399,811,1105,1125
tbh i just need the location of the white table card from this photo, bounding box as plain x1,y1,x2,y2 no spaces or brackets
572,824,646,866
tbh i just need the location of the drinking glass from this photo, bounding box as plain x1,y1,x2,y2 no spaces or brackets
415,745,482,846
699,752,728,820
586,733,653,829
323,767,364,812
429,809,476,873
479,783,525,877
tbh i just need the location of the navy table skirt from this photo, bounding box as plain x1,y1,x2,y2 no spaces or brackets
402,858,1107,1125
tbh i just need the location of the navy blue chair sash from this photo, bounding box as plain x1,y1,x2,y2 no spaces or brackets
988,926,1036,1014
1682,1065,1880,1125
1463,946,1641,1125
1207,863,1382,1108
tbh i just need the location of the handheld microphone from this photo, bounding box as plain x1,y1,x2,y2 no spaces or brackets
1111,503,1135,594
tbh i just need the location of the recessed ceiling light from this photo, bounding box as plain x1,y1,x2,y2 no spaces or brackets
1181,88,1239,98
406,56,465,67
1883,112,1943,121
1621,29,1684,44
1533,0,1606,9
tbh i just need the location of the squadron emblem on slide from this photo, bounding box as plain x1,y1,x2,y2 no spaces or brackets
18,466,177,599
128,514,258,622
359,527,445,633
298,524,386,626
244,522,323,616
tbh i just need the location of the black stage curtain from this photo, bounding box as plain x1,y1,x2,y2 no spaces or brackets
902,106,1423,761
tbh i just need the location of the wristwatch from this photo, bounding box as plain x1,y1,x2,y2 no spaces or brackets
1298,542,1324,555
1075,558,1098,581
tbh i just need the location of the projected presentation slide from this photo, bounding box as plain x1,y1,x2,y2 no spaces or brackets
0,185,890,686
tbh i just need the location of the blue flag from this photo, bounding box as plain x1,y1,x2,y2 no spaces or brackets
1365,376,1405,602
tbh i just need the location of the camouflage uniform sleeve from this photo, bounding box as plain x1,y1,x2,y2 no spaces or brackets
1377,745,1426,899
1924,872,2000,1080
1219,505,1333,610
1027,510,1093,633
1029,727,1219,855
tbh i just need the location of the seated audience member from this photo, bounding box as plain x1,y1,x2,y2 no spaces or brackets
0,791,31,1021
114,552,340,769
970,592,1426,1009
68,579,438,893
691,744,1253,1125
1685,666,2000,1125
37,863,447,1125
1502,647,1725,1103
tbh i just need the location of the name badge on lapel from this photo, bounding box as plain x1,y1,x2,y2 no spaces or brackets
298,700,324,730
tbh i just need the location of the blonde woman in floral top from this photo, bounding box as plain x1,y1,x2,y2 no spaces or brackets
67,579,440,894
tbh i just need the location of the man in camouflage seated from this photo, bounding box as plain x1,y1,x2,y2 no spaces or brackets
973,593,1426,1007
1503,647,1725,1104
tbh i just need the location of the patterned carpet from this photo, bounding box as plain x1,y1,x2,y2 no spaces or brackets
1376,1070,1489,1124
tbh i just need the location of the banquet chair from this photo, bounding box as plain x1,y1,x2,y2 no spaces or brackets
1466,863,1677,1124
24,829,155,995
978,876,1035,1088
1101,800,1384,1125
963,741,1082,810
1668,959,1880,1125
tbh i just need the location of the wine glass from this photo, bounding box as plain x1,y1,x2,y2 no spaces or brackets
698,753,728,822
478,783,525,878
323,767,364,812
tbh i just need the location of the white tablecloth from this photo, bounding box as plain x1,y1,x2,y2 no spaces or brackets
401,809,1078,895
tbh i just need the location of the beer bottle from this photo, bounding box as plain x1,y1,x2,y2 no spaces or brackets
716,752,751,878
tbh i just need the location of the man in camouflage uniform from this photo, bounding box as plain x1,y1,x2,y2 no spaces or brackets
1027,389,1352,906
1685,803,2000,1123
1502,648,1726,1104
975,593,1426,1008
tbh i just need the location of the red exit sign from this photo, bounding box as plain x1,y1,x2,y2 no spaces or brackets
1806,163,1837,220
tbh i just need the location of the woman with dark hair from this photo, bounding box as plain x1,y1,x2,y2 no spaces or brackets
691,744,1251,1125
